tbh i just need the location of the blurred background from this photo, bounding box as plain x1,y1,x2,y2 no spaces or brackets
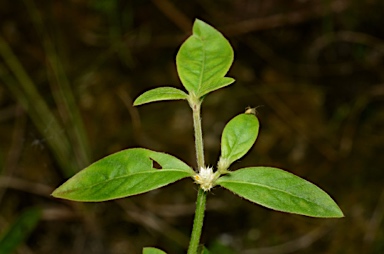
1,0,383,253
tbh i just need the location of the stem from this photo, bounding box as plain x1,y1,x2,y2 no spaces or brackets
192,100,205,169
187,96,207,254
187,188,207,254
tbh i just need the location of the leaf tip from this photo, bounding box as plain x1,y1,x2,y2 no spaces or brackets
50,189,61,199
132,99,141,107
133,96,146,106
330,207,345,218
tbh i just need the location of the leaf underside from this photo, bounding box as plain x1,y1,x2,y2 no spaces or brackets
52,148,194,202
217,167,344,218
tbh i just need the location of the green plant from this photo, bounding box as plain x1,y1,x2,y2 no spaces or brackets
52,19,343,254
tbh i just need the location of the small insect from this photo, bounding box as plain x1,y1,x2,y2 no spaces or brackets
245,105,263,115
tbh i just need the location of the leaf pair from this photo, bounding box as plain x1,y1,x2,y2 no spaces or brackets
52,113,343,218
133,19,234,107
216,112,343,218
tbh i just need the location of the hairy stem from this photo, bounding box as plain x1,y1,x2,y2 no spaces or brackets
188,188,207,254
192,100,205,169
188,97,207,254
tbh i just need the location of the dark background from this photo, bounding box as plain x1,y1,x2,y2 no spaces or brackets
1,0,384,253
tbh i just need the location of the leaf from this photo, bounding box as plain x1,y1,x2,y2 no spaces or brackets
176,19,234,98
133,87,188,106
52,148,194,202
219,113,259,169
143,247,167,254
0,208,41,254
199,77,235,97
216,167,344,218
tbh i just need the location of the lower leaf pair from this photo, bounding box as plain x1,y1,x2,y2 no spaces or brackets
52,113,343,218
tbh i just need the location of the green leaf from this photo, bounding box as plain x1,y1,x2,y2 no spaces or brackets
52,148,194,202
216,167,344,218
143,247,167,254
133,87,188,106
219,113,259,170
199,77,235,97
0,208,41,254
176,19,234,97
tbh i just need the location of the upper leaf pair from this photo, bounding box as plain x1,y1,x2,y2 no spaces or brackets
133,19,234,107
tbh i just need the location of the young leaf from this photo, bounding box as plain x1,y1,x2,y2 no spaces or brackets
219,113,259,170
143,247,167,254
0,208,41,254
216,167,344,218
52,148,194,202
176,19,234,98
134,87,188,106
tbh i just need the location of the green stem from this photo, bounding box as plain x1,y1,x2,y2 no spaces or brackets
192,100,205,169
188,97,207,254
187,188,207,254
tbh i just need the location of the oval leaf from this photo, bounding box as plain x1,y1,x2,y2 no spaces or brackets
143,247,167,254
52,148,194,202
219,113,259,168
134,87,188,106
216,167,344,218
176,19,234,97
